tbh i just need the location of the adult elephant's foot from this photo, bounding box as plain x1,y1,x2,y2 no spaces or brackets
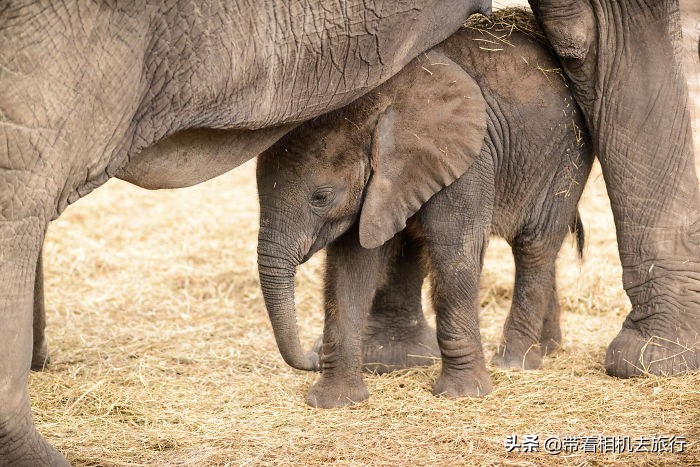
605,318,700,378
305,374,369,408
433,338,492,397
1,397,69,466
361,313,439,374
605,261,700,377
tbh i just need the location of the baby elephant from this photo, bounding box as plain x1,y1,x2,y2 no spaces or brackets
257,11,593,407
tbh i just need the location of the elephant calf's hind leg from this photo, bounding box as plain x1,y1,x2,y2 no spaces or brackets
362,234,439,373
492,240,561,371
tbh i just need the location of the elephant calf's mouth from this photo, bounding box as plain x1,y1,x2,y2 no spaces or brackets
302,236,329,263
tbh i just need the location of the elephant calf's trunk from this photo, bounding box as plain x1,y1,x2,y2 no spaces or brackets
258,242,319,371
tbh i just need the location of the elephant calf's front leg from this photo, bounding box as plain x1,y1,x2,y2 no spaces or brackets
428,242,492,398
306,231,383,408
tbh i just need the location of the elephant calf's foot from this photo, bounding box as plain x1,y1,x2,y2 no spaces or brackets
31,339,50,371
540,322,562,356
306,373,369,408
605,326,700,378
432,365,492,398
361,318,440,374
491,342,544,371
433,338,492,397
540,336,561,357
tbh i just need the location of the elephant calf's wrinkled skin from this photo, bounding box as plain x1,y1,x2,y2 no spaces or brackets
256,13,594,407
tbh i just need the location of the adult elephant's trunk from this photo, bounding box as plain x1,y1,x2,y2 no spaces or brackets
257,233,319,371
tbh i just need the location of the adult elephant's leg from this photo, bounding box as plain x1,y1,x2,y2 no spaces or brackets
601,106,700,378
31,248,50,371
362,233,439,373
598,6,700,377
0,218,68,465
530,0,700,377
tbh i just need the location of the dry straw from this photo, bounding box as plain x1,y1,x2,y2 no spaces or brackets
464,7,547,48
465,7,566,83
32,163,700,466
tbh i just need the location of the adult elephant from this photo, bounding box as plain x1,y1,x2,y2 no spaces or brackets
0,1,491,464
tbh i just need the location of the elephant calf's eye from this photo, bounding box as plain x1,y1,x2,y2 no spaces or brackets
310,187,334,208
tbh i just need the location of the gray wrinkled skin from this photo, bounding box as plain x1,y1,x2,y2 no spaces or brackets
0,1,491,463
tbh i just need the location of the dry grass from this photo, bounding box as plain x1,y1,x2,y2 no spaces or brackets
29,4,700,466
465,7,547,47
464,7,569,84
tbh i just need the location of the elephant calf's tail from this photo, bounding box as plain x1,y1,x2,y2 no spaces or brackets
570,212,585,259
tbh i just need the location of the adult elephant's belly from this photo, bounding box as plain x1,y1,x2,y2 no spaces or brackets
116,125,294,190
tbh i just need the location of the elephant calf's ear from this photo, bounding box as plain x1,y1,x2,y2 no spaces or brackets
358,51,487,249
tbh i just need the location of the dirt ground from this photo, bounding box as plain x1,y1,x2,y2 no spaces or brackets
31,3,700,466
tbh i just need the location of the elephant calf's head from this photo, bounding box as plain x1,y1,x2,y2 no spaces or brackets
256,108,375,264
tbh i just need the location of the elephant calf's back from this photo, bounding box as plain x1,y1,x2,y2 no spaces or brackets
436,10,570,110
436,9,594,243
